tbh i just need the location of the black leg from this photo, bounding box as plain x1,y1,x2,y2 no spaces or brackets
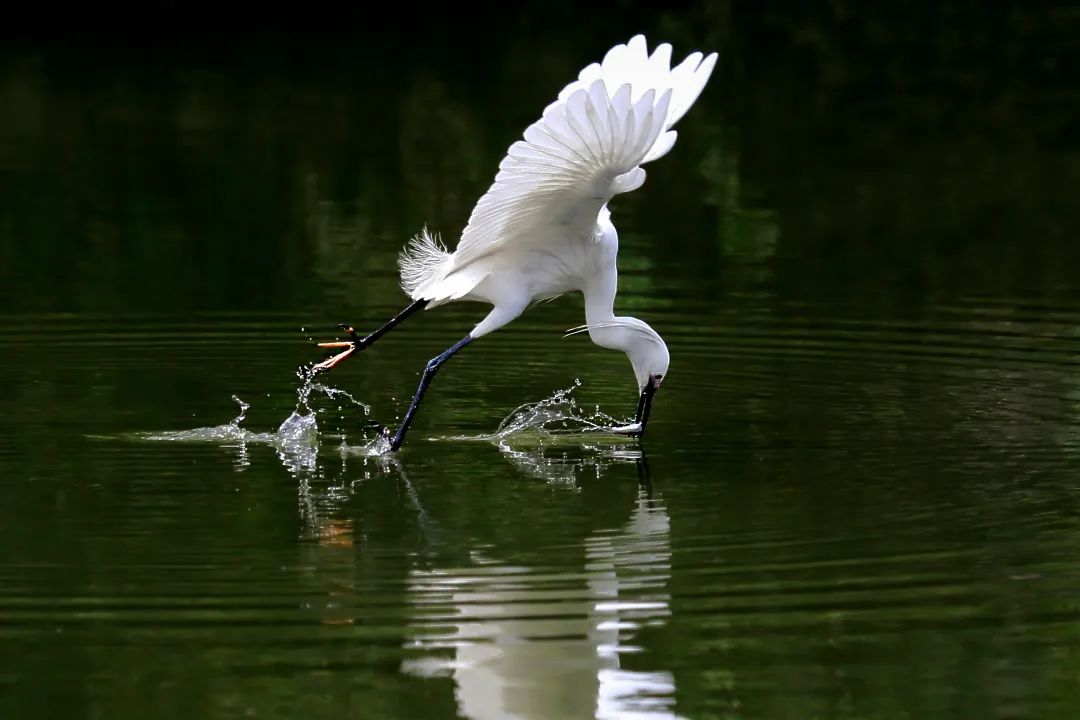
357,298,429,348
388,335,475,450
313,299,428,373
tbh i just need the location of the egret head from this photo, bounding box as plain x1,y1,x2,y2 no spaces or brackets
565,317,668,434
622,319,667,434
621,317,669,394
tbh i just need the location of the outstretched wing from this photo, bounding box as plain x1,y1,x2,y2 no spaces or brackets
448,35,717,271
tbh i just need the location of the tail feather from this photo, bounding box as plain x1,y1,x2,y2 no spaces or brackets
398,226,452,298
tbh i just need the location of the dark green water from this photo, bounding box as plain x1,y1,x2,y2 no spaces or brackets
3,6,1080,719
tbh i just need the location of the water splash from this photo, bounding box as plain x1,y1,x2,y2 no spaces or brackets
276,409,319,444
493,381,614,437
296,364,372,420
138,395,266,444
339,431,394,458
443,381,635,448
130,367,636,467
297,366,390,456
134,370,391,467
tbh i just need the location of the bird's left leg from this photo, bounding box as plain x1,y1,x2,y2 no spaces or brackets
313,299,428,373
386,335,475,451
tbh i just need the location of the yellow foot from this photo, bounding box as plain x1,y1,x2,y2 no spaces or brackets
313,325,360,372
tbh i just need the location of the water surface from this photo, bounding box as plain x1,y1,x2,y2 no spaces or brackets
2,7,1080,719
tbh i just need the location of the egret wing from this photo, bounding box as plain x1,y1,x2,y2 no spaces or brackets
554,34,718,163
448,36,717,272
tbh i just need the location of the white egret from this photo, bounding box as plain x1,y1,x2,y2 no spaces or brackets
314,35,717,450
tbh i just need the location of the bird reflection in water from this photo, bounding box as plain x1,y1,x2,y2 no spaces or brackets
399,452,678,720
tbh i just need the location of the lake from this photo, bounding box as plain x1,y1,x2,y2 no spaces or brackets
2,5,1080,718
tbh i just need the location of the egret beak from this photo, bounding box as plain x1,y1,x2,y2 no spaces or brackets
611,375,661,437
635,374,660,431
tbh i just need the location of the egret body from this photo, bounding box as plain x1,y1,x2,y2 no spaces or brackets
315,35,717,450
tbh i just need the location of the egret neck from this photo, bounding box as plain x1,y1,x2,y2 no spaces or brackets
582,259,669,436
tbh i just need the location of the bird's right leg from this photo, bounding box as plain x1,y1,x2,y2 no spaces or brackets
385,299,527,450
312,298,428,373
386,334,476,451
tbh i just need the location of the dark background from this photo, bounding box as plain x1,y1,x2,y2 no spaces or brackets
2,1,1077,315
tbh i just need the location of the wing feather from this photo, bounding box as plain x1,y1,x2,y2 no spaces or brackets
407,36,716,301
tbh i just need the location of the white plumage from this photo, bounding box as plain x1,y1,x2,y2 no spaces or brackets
318,35,717,450
399,34,717,309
